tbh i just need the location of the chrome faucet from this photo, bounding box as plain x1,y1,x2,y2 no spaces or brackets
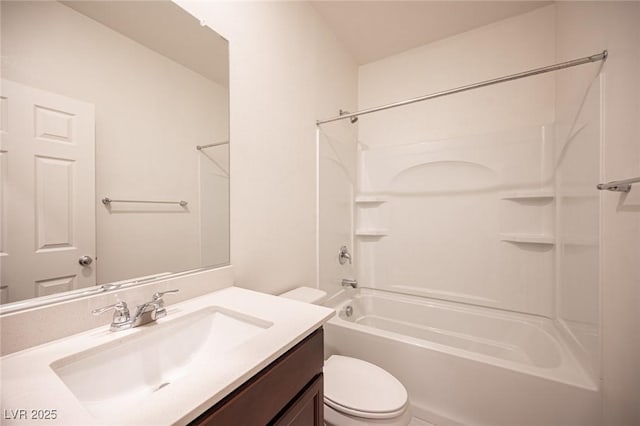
91,301,132,332
338,246,352,265
92,289,179,331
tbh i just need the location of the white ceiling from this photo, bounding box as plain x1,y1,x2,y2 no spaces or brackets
310,1,552,64
62,1,229,87
61,1,551,82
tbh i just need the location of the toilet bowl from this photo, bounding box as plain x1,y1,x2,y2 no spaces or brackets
280,287,412,426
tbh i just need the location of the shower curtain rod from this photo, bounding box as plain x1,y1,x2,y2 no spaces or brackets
317,50,608,125
196,141,229,150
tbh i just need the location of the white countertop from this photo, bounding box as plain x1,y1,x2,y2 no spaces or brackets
0,287,334,425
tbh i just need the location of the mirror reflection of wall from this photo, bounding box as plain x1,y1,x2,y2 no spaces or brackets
0,1,229,304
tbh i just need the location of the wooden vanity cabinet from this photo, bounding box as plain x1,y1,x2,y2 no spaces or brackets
190,327,324,426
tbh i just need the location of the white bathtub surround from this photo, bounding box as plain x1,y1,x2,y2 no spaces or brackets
354,5,558,318
330,5,640,425
355,125,558,318
0,287,334,425
324,288,599,426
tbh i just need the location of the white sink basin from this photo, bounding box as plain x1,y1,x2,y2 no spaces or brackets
50,306,272,418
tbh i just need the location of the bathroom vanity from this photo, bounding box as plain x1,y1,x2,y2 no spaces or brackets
191,328,324,425
0,287,333,425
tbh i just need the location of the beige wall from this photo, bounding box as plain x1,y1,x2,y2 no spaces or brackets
1,1,230,285
177,1,358,295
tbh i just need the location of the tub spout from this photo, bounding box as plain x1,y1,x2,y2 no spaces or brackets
341,279,358,288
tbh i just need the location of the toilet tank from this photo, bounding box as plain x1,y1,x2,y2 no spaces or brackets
280,287,327,305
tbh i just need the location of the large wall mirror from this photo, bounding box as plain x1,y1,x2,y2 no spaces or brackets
0,1,230,308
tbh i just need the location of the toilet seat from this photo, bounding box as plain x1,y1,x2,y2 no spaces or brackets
324,355,409,420
326,398,407,420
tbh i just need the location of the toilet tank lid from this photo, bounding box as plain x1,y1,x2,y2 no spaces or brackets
280,286,327,304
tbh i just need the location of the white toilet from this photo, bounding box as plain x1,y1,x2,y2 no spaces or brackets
280,287,412,426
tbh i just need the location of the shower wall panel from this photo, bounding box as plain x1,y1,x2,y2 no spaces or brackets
356,127,556,317
356,5,557,317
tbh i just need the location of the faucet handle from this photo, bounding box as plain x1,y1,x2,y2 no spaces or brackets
151,289,179,319
152,289,179,303
92,301,129,316
338,246,352,265
91,301,131,331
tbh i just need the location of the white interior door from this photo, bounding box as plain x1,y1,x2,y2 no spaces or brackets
0,79,95,303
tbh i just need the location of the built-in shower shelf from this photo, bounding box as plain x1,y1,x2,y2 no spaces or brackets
355,229,389,237
355,195,388,204
500,191,555,200
500,233,555,245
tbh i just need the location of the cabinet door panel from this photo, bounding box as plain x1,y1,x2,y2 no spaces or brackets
273,374,323,426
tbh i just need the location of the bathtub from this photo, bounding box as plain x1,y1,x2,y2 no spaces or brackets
323,288,600,426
